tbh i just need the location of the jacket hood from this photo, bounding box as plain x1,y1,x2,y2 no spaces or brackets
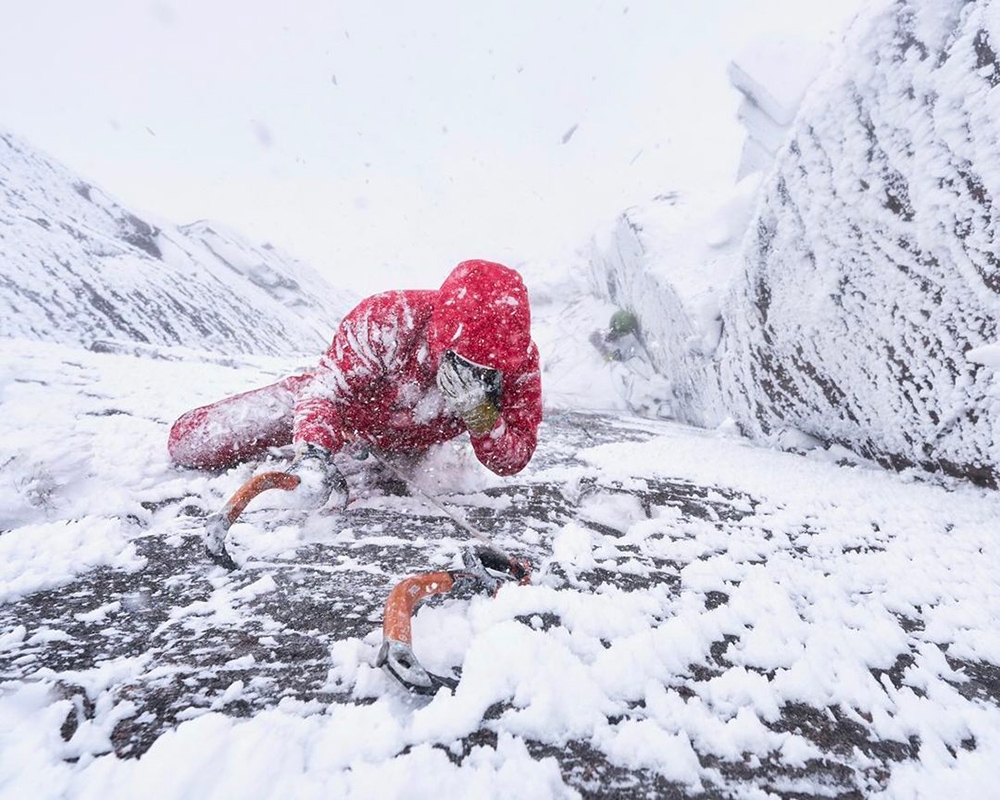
427,260,533,374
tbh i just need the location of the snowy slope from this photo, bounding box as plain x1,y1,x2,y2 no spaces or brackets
0,130,355,357
717,0,1000,487
2,338,999,798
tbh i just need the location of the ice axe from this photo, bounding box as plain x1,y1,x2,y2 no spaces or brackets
376,545,531,694
366,452,533,694
201,432,476,570
200,452,534,695
203,471,300,569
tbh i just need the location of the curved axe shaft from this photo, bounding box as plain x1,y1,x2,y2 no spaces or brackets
383,571,456,645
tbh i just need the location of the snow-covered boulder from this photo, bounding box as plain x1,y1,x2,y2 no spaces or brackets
717,0,1000,486
0,130,354,357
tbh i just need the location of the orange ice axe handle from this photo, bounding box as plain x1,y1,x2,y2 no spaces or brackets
204,471,300,570
383,571,456,645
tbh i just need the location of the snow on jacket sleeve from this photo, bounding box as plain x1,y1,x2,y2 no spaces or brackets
292,292,414,452
467,341,543,476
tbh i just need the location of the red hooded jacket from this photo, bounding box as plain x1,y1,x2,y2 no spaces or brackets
291,260,542,475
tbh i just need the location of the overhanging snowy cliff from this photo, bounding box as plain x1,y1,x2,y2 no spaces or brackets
717,0,1000,486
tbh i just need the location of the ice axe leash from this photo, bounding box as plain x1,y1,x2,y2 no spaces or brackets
364,450,493,545
199,449,533,695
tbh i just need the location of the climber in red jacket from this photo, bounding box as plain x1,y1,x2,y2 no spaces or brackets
167,260,543,508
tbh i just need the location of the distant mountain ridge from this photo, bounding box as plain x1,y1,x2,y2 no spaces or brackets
0,129,355,357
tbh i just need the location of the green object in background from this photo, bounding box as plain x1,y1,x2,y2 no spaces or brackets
608,309,639,340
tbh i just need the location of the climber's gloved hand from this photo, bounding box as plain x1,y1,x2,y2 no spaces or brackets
437,350,503,435
287,442,348,509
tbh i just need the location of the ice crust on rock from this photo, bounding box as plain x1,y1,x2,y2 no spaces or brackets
584,0,1000,487
718,0,1000,486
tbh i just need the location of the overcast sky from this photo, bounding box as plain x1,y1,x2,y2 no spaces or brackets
2,1,865,294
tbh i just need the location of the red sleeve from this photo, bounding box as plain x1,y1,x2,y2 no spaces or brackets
469,342,543,476
292,293,409,452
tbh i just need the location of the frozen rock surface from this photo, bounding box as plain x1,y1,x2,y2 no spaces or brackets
2,339,998,797
0,341,1000,800
718,0,1000,487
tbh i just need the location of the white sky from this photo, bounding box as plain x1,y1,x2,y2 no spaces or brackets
2,1,864,295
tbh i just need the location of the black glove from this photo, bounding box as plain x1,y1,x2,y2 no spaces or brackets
287,443,348,509
436,350,503,434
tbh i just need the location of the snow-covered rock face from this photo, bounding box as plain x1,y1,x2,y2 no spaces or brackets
0,131,355,357
586,205,727,429
718,0,1000,487
582,178,769,429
